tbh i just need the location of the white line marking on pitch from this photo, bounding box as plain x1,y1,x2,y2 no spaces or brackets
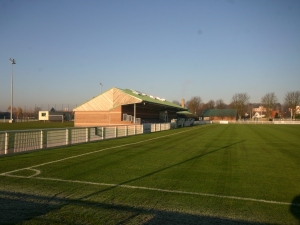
2,125,298,207
0,126,207,177
3,174,299,207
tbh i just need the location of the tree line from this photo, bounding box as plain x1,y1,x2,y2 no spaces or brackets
174,91,300,120
1,106,43,119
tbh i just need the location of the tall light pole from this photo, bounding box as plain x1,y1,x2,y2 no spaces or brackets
9,58,16,123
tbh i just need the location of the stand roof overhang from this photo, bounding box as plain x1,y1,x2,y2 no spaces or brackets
73,87,187,112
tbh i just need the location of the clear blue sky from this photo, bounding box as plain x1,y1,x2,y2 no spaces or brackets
1,0,300,111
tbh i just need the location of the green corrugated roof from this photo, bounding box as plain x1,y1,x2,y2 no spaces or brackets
121,88,186,110
177,111,193,115
177,110,198,119
202,109,237,117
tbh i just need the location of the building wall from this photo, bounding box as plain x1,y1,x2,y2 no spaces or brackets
74,106,132,127
205,116,236,121
75,104,179,127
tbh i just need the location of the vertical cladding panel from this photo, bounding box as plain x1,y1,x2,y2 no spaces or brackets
90,127,103,141
143,124,151,133
117,126,126,137
104,127,116,139
135,125,143,134
155,124,161,131
127,125,135,136
151,124,155,132
0,133,5,151
71,128,87,144
166,123,171,130
161,123,170,130
47,130,67,148
14,131,41,152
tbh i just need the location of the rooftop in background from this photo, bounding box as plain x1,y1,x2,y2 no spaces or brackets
202,109,237,118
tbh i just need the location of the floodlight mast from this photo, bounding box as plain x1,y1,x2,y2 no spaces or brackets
9,58,16,123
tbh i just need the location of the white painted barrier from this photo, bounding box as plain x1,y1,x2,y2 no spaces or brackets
220,121,229,124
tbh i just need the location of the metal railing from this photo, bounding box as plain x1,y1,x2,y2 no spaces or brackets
0,118,38,123
215,120,300,125
0,123,172,155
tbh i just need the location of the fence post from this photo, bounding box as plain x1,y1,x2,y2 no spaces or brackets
115,126,117,138
40,130,43,149
66,129,69,145
5,132,8,154
86,128,88,142
126,126,128,136
102,127,104,140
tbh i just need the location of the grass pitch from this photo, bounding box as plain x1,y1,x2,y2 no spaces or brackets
0,124,300,224
0,121,74,131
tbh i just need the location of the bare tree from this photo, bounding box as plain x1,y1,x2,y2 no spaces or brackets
17,107,23,118
7,106,17,117
206,100,215,109
231,93,250,120
261,92,278,118
215,99,226,109
284,91,300,119
186,96,202,116
201,100,215,113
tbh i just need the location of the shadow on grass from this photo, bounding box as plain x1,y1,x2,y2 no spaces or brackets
0,190,267,225
290,195,300,223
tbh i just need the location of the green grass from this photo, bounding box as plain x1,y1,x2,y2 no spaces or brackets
0,124,300,224
0,121,74,131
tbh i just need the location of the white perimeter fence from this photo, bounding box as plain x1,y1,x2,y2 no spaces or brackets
212,120,300,125
0,118,38,123
0,123,175,155
3,119,294,155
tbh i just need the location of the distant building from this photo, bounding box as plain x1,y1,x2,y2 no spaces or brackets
252,106,266,114
0,112,10,119
252,106,279,119
201,109,237,121
39,111,72,122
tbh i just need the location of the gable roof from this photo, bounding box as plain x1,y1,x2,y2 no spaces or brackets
74,87,186,111
202,109,237,117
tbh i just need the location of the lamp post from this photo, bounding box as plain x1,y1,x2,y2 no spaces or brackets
9,58,16,123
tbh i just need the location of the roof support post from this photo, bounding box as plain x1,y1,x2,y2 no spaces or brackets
134,103,136,124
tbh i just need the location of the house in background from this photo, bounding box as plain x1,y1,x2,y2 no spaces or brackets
252,106,279,119
73,87,188,127
39,110,72,122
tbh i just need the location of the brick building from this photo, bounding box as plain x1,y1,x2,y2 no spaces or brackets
73,87,187,127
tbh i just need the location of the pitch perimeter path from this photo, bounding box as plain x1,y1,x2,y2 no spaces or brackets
1,124,300,224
